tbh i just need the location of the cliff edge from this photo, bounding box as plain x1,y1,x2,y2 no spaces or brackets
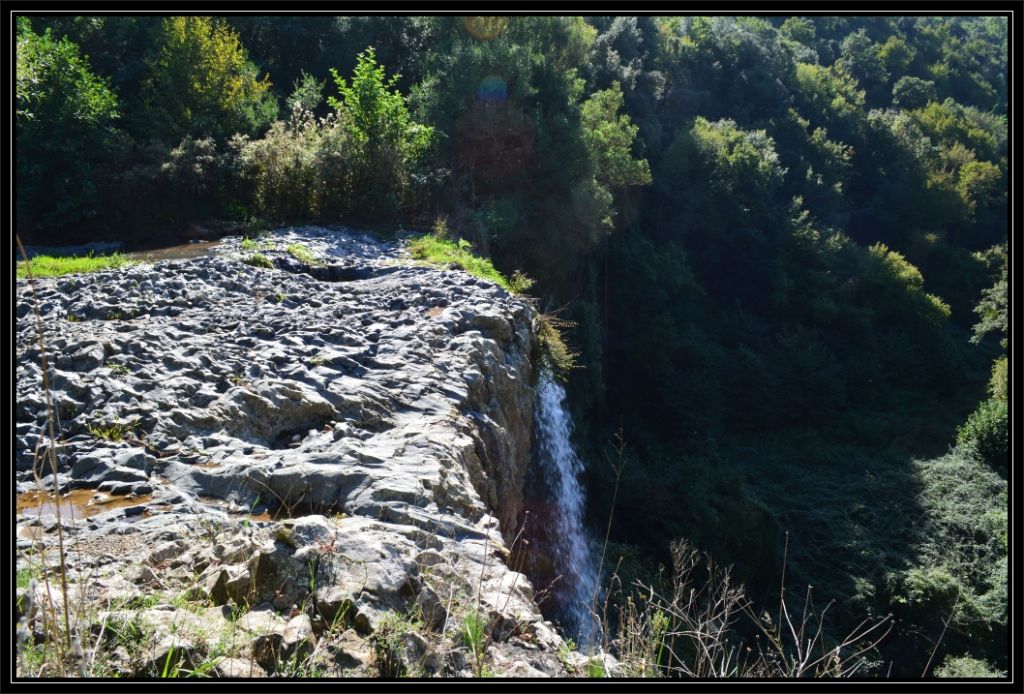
15,228,603,677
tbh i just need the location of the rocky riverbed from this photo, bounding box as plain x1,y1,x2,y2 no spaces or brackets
15,227,611,678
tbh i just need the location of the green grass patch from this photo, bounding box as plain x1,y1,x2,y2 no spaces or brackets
286,243,322,266
17,252,134,279
408,235,517,292
106,362,131,376
242,253,274,269
241,235,274,252
17,567,35,590
87,418,139,442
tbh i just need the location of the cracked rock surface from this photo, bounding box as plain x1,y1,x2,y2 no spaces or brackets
15,227,600,677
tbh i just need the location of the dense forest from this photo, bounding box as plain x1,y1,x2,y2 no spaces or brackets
16,14,1009,677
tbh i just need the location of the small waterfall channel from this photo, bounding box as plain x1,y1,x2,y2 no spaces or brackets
532,368,600,645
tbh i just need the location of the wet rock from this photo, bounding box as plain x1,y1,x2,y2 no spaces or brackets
71,453,150,486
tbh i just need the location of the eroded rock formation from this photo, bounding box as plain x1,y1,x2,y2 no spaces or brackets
15,228,610,677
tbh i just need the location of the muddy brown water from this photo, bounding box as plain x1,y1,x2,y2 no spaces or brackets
16,488,154,521
124,240,221,263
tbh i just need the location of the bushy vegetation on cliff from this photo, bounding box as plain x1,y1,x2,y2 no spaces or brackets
15,14,1008,677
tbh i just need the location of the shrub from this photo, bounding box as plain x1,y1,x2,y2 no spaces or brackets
327,47,435,220
957,398,1008,471
431,216,450,240
535,313,578,379
158,136,235,221
233,108,351,220
235,46,437,224
933,655,1005,678
988,356,1007,402
508,270,536,294
613,539,892,678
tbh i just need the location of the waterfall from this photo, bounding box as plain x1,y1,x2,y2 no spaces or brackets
533,368,600,645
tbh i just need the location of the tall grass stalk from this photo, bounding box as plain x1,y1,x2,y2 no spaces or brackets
17,235,73,669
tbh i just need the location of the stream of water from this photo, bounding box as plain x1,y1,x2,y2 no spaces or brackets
534,369,600,645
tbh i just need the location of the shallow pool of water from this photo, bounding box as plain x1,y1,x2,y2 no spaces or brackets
125,240,222,263
17,488,153,521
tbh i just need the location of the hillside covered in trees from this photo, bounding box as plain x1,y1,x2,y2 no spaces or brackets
16,14,1009,678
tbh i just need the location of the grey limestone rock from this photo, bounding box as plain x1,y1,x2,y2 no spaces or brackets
14,226,585,679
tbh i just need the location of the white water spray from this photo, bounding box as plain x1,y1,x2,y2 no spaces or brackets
534,368,600,644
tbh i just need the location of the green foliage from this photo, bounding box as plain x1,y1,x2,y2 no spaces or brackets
369,611,418,678
956,399,1008,471
236,47,433,222
286,243,321,265
689,117,785,196
987,356,1007,402
143,16,277,141
902,446,1008,671
535,314,578,379
17,252,134,279
891,75,936,109
327,47,435,219
286,71,325,114
581,82,652,189
106,362,131,376
508,270,535,294
934,655,1005,678
407,234,514,292
838,29,889,102
16,22,118,126
971,263,1007,347
11,16,1010,678
153,136,237,224
16,22,120,238
87,418,139,442
462,610,486,662
864,243,951,326
234,108,350,220
242,253,273,269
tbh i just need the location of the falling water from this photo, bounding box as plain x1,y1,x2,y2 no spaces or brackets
534,368,600,645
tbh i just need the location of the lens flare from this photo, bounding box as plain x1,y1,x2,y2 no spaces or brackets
456,102,534,184
476,75,508,105
462,16,510,41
